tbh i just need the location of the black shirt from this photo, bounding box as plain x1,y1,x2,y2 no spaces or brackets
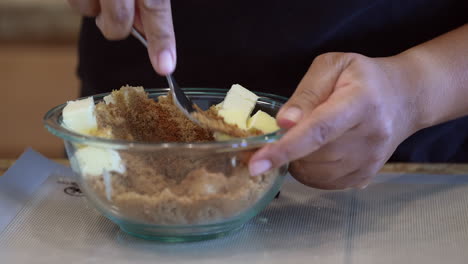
77,0,468,162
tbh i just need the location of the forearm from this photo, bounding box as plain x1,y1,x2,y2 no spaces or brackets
395,24,468,130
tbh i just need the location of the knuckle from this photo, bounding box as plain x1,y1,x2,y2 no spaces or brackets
366,97,380,111
147,31,173,43
97,4,133,40
307,119,333,147
313,52,349,67
314,52,339,63
347,52,367,64
99,26,128,40
297,87,322,107
108,6,132,26
367,151,388,165
378,120,393,140
370,118,393,144
313,53,333,67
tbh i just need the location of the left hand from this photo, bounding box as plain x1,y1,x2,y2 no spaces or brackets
248,52,419,189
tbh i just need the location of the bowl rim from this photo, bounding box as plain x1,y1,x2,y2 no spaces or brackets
43,88,289,150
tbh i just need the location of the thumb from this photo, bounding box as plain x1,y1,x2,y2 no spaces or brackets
277,53,351,128
137,0,176,75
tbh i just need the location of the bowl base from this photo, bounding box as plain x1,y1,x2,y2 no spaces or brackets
118,223,244,242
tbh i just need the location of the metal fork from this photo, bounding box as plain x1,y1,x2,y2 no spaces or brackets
130,27,200,125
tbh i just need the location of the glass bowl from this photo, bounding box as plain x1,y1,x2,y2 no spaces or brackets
44,88,288,242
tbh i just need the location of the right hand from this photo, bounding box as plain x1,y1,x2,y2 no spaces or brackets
68,0,176,75
249,53,420,190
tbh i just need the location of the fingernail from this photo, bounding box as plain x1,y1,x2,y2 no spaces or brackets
158,50,174,74
280,107,302,123
250,160,272,176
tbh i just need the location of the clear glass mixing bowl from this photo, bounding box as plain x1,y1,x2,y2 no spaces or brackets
44,88,288,242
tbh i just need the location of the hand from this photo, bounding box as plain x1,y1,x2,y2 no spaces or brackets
67,0,176,75
249,53,419,189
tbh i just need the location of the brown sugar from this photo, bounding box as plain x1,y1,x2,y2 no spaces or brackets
84,86,279,225
94,86,213,142
88,150,278,224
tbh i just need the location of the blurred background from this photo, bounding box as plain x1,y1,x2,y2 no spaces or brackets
1,0,81,159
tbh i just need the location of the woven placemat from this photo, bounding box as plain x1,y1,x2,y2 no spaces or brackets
1,166,468,264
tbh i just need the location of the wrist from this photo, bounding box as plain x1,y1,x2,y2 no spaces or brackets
391,38,468,132
397,50,438,131
376,54,427,138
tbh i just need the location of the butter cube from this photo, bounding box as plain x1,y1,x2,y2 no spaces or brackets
213,132,234,141
218,109,250,129
221,84,258,114
62,97,97,134
247,110,279,133
218,84,259,129
74,146,125,177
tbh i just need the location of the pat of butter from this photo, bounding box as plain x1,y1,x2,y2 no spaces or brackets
213,132,234,141
222,84,258,112
74,146,125,177
218,84,259,129
89,127,113,139
218,109,250,129
62,97,97,135
248,110,279,133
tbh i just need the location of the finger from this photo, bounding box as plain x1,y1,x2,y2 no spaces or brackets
96,0,135,40
249,88,364,176
302,168,373,190
68,0,100,17
289,159,352,186
352,152,392,189
301,169,364,190
276,53,352,128
137,0,176,75
134,4,143,32
293,142,344,164
336,161,383,190
293,126,364,163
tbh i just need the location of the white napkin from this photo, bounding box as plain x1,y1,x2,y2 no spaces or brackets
0,148,73,232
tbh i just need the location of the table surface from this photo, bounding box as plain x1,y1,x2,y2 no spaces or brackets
2,158,468,264
1,159,468,177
